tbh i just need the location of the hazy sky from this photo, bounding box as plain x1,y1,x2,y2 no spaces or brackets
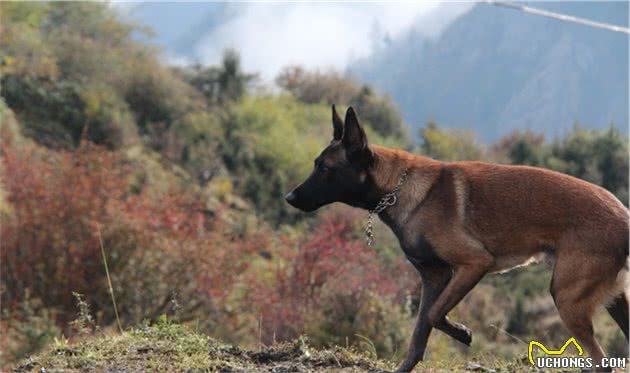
195,3,439,79
114,2,471,80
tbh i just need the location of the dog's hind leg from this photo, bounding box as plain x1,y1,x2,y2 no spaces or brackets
606,293,629,342
551,253,613,372
397,264,452,372
606,261,629,343
606,292,630,355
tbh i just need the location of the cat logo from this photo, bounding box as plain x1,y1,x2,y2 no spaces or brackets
528,337,584,366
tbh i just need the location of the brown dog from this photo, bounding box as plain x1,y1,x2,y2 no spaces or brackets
286,106,629,372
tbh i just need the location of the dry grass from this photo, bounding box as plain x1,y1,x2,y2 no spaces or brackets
12,317,397,372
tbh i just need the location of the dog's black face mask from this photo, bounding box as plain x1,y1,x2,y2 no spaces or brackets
285,106,375,212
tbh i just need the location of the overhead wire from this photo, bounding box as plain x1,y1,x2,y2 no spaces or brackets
484,1,630,35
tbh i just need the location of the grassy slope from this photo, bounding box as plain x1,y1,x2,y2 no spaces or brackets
12,320,398,373
11,319,541,373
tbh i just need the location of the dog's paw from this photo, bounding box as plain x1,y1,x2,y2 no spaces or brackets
452,323,472,346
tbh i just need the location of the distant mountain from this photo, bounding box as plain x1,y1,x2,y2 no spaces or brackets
349,2,629,141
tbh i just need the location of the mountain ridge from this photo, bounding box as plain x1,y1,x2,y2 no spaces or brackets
349,2,629,141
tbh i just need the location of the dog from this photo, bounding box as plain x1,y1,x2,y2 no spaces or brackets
285,106,629,372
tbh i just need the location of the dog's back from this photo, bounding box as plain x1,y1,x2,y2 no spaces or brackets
451,162,628,266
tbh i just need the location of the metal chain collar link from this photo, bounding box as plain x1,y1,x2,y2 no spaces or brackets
365,169,409,246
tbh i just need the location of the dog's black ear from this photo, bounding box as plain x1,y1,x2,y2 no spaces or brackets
332,104,343,140
342,107,368,157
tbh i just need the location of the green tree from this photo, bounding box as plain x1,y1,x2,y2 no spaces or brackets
546,125,628,204
219,96,329,223
182,50,256,105
276,66,410,146
419,122,483,161
350,85,408,142
494,130,546,166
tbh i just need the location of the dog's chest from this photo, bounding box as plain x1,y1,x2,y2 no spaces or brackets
380,208,443,266
401,234,445,266
381,216,442,266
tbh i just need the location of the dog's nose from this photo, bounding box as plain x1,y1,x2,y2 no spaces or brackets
285,191,297,204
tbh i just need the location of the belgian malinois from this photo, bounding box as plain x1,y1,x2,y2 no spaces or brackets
285,106,629,372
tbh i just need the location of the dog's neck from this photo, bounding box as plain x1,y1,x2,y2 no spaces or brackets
367,144,442,224
370,145,417,192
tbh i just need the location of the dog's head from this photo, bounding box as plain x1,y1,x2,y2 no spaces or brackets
285,105,376,212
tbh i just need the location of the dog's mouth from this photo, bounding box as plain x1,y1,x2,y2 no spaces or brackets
285,191,320,212
294,204,319,213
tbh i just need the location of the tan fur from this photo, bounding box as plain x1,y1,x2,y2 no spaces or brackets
287,110,628,373
452,169,467,222
367,145,629,372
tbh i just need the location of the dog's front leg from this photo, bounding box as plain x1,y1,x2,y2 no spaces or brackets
396,264,452,373
427,260,492,340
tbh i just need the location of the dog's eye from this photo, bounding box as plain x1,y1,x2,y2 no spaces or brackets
314,160,330,173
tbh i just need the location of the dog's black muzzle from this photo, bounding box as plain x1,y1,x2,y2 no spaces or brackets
284,188,319,212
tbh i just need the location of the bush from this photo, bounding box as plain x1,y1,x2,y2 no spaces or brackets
1,139,128,316
492,130,546,166
0,138,258,333
276,66,359,107
419,122,483,161
276,66,410,145
220,95,330,224
0,292,60,366
179,50,257,105
548,125,628,204
245,210,416,356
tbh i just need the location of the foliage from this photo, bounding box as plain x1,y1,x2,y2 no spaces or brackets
0,137,257,336
548,125,628,204
1,138,128,315
419,122,483,161
1,2,628,371
277,66,410,145
219,95,330,223
0,1,203,154
69,292,97,336
276,66,360,107
179,50,257,105
245,210,416,357
221,95,410,224
350,85,408,143
492,130,546,166
1,75,137,149
0,292,60,366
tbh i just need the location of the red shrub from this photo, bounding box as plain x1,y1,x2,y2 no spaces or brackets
246,209,416,344
1,134,417,357
1,140,128,318
0,137,257,327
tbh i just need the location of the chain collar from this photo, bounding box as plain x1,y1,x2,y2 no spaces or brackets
365,169,409,246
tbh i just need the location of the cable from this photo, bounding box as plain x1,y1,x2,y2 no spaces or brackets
485,1,630,35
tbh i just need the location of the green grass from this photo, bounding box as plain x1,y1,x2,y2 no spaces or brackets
12,316,567,372
13,317,398,372
17,315,611,373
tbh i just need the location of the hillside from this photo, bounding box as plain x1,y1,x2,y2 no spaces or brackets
1,3,627,372
12,319,537,373
120,2,629,140
11,321,390,373
350,2,629,141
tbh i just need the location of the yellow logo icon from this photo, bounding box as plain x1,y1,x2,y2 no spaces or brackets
528,337,584,366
